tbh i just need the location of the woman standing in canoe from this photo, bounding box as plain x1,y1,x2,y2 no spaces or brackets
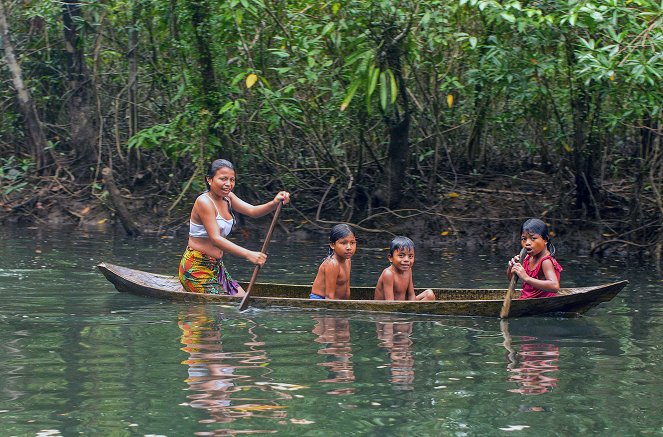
179,159,290,296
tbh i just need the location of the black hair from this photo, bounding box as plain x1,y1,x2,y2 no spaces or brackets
204,158,237,234
204,159,235,191
389,236,415,256
326,224,356,257
521,218,556,256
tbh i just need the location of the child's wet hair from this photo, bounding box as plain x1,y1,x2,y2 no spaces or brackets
521,218,556,256
327,224,355,257
389,236,415,256
205,159,235,191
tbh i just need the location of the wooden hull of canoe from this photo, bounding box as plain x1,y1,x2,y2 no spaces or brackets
97,262,628,318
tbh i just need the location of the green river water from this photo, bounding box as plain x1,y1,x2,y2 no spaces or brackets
0,224,661,436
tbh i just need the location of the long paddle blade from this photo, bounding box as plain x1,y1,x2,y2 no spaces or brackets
238,201,283,312
500,247,528,319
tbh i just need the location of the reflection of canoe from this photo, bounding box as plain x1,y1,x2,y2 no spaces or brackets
97,262,628,318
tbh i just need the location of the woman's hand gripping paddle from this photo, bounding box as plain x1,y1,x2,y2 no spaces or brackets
500,247,528,319
239,201,283,312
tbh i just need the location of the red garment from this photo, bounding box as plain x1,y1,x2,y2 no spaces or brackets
520,254,563,299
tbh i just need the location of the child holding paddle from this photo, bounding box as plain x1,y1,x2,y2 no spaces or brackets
310,224,357,300
179,158,290,296
507,219,563,299
374,236,435,301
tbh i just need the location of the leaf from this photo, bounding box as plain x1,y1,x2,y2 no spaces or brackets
219,101,235,115
447,94,454,108
387,69,398,104
245,73,258,89
332,2,341,14
500,12,516,23
367,65,379,97
379,71,388,111
569,13,577,26
440,231,450,236
321,22,334,36
80,206,90,215
447,192,459,198
469,36,477,48
340,80,360,112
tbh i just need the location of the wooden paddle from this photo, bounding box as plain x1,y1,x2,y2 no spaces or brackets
238,201,283,312
500,247,528,319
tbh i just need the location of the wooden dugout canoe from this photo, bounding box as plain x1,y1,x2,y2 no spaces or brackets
97,262,628,318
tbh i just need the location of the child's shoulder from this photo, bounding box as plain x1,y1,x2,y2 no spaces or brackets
543,255,563,270
378,266,395,278
321,256,340,269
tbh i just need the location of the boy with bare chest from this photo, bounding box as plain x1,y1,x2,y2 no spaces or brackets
374,236,435,301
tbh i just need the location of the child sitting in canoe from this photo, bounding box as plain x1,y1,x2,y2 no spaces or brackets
507,218,563,299
310,224,357,300
374,236,435,301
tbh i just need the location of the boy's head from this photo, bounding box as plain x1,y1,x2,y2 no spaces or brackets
389,236,415,256
388,236,415,269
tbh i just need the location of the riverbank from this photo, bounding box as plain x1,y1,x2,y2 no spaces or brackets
1,169,648,261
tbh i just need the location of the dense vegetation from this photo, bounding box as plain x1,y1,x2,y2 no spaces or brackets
1,0,661,259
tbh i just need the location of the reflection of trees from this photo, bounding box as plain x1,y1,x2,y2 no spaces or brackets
501,320,559,395
312,317,355,395
376,321,415,390
178,308,289,428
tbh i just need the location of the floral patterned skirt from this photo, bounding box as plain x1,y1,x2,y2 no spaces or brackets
178,247,240,295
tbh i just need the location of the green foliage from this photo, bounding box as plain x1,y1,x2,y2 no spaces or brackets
0,156,33,196
127,106,226,162
2,0,662,246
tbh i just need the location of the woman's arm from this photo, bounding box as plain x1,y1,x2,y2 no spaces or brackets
195,196,266,265
229,191,290,218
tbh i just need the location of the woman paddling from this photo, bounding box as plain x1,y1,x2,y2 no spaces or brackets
179,159,290,296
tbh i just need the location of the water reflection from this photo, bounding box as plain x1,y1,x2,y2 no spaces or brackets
178,307,289,430
501,320,560,395
376,320,415,390
312,317,355,395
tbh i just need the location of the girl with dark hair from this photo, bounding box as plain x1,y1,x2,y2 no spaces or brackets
310,224,357,300
179,159,290,296
507,219,563,299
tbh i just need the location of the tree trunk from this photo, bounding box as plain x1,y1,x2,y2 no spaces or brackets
101,168,142,236
128,15,139,138
571,91,594,216
374,27,411,209
566,39,597,217
187,0,217,108
466,95,487,169
0,0,49,171
383,114,410,207
62,0,97,168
